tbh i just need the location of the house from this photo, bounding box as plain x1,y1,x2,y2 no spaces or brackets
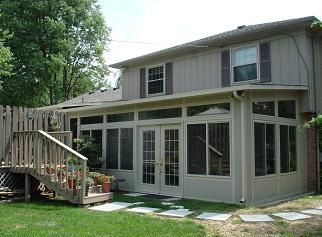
60,16,322,204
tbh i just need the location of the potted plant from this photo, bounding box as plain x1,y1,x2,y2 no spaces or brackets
85,177,94,196
97,175,114,193
88,172,104,186
67,172,80,190
46,165,55,175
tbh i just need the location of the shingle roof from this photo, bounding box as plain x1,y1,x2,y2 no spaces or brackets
57,87,122,108
110,16,318,69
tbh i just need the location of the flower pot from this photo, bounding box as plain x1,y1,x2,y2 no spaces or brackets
68,179,77,189
101,182,111,193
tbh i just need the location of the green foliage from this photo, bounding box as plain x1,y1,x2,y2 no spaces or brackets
74,136,102,170
303,114,322,128
0,0,111,107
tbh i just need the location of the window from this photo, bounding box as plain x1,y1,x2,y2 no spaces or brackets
187,123,230,176
106,128,133,170
254,123,275,176
80,129,103,153
106,112,134,123
147,65,164,95
278,100,296,119
280,125,297,173
187,103,230,117
138,108,181,120
80,116,103,125
232,46,258,82
253,101,275,116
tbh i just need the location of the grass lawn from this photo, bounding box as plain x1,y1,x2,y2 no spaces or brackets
0,194,321,237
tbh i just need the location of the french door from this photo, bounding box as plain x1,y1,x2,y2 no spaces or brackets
138,124,182,196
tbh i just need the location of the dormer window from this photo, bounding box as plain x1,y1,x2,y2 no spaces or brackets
147,65,165,95
232,46,258,83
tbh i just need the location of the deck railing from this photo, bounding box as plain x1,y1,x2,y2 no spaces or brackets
11,130,87,202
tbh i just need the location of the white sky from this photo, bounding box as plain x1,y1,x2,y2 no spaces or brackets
98,0,322,86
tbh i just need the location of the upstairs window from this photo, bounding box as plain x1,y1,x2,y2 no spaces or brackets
147,65,164,95
232,46,258,83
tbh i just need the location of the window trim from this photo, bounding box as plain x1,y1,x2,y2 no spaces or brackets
146,64,166,97
105,127,134,171
231,44,260,85
185,120,232,178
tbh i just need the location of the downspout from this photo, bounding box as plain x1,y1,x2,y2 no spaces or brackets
232,90,246,203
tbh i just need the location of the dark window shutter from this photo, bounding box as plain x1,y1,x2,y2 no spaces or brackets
140,68,146,98
221,50,231,87
165,62,173,95
259,42,271,82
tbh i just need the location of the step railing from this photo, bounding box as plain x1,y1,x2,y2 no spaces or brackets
11,130,88,203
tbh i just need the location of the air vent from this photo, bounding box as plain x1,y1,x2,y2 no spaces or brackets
237,25,246,29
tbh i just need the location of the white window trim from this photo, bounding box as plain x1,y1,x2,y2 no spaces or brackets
231,44,260,85
146,64,166,97
106,127,134,171
185,120,232,178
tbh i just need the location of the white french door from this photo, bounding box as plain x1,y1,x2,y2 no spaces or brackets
138,124,182,196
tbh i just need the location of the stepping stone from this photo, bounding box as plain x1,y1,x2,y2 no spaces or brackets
196,212,231,221
273,212,311,221
89,202,134,212
133,202,145,205
159,209,193,218
301,209,322,216
239,214,274,222
126,207,159,214
161,202,174,206
170,205,185,209
124,193,146,197
162,197,181,202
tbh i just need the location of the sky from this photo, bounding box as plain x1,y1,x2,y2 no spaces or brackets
98,0,322,86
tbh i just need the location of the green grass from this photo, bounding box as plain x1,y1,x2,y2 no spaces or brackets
0,200,205,237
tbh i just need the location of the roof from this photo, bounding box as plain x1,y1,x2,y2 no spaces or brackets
110,16,318,69
62,84,308,113
50,88,122,109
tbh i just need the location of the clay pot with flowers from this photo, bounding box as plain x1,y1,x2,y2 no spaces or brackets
97,175,114,193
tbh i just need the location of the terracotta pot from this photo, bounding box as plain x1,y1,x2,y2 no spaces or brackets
68,179,77,189
101,182,111,193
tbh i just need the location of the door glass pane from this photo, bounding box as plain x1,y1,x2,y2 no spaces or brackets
187,124,206,175
253,101,275,116
120,128,133,170
164,129,179,186
254,123,265,176
143,130,155,184
280,125,290,173
289,126,297,172
106,129,119,169
278,100,296,119
208,123,230,176
266,124,275,175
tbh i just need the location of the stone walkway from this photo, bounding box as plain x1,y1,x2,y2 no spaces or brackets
89,194,322,223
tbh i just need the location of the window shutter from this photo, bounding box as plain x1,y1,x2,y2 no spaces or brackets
140,68,146,98
165,62,173,95
221,50,231,87
259,42,271,82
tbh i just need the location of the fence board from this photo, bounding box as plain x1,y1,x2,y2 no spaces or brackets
0,106,67,168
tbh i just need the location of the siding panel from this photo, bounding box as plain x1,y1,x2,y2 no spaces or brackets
270,39,281,84
279,38,290,85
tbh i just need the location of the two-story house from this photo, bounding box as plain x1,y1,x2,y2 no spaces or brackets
59,16,322,204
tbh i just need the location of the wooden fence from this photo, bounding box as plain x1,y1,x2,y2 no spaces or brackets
0,106,68,167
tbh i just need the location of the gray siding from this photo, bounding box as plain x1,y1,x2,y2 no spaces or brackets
122,68,140,100
121,31,317,111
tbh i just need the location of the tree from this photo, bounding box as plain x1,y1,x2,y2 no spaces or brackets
0,0,110,107
0,24,12,93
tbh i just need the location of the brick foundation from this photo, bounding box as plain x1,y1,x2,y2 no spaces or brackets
306,122,318,192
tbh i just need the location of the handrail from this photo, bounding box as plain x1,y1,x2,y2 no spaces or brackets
11,130,88,203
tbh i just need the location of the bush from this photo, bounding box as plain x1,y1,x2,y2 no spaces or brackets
74,136,102,171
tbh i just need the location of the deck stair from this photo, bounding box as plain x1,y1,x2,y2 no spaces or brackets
10,130,111,205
